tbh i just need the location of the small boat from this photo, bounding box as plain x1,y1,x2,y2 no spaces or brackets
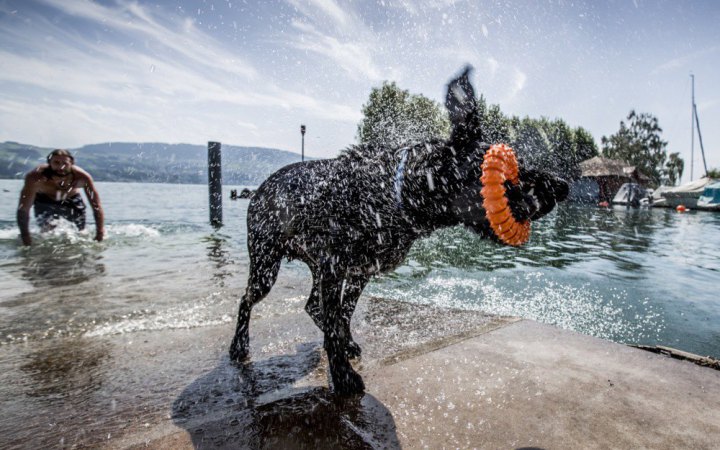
697,181,720,211
660,74,718,210
657,177,716,209
612,182,650,207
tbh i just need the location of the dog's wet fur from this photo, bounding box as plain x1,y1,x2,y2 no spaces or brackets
230,67,569,395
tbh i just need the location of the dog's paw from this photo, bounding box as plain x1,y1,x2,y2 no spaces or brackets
346,340,362,359
332,369,366,396
229,343,249,363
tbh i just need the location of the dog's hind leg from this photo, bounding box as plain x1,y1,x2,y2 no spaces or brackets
321,276,365,395
229,250,281,362
339,274,368,359
305,272,368,359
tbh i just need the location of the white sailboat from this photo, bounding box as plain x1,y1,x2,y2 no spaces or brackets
658,75,716,209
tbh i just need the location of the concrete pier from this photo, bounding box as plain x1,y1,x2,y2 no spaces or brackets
106,297,719,450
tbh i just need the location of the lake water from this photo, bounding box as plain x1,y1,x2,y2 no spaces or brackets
1,179,719,358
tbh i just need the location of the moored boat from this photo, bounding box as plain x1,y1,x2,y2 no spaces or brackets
612,182,651,207
697,181,720,211
658,177,716,209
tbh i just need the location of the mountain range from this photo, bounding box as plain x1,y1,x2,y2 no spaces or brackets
0,141,310,185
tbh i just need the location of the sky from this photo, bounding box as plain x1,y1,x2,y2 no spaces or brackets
0,0,718,182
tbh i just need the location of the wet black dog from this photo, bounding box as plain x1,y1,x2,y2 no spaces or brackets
230,67,568,395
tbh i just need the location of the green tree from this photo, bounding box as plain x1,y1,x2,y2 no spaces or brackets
510,117,592,180
357,82,450,149
478,97,511,144
664,152,685,186
510,116,552,171
573,126,599,162
355,79,596,182
601,110,668,187
706,168,720,179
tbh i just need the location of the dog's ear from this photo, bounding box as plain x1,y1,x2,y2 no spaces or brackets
446,65,483,146
446,65,476,125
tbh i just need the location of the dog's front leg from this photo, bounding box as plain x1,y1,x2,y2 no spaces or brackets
322,278,365,395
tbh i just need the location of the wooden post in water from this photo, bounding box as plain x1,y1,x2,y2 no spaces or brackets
208,141,222,228
301,124,306,162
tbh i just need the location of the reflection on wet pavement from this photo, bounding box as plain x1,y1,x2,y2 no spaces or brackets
172,344,399,449
20,338,110,399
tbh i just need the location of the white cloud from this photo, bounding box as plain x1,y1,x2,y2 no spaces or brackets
509,68,527,100
37,0,258,80
308,0,349,27
651,46,719,75
0,0,364,152
486,57,499,77
289,20,385,82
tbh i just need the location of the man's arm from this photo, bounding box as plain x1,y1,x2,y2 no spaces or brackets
17,173,38,246
83,175,105,242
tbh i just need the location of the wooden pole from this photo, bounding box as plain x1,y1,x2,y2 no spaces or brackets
208,141,222,227
301,124,306,162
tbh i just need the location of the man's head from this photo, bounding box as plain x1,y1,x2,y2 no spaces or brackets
46,149,74,176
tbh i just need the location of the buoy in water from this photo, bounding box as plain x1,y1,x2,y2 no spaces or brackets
676,204,687,212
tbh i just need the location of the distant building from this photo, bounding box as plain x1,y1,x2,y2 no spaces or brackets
573,157,650,203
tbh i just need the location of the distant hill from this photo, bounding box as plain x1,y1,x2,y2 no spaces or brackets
0,141,310,185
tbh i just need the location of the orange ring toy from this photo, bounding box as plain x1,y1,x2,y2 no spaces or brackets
480,144,530,246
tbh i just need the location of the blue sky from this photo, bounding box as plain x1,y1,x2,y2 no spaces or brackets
1,0,718,181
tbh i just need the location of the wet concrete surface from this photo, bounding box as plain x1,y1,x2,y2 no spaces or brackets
4,289,719,449
119,318,719,450
0,290,506,449
365,320,720,449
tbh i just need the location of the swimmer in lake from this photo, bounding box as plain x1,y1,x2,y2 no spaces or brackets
16,149,105,246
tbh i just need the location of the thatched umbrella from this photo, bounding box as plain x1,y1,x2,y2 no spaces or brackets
580,157,629,178
579,157,649,202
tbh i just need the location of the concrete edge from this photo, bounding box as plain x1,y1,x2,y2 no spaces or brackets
375,315,521,367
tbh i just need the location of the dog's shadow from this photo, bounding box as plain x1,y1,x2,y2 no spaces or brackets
172,343,400,449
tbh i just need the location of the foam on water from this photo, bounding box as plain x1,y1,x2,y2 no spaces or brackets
106,223,161,238
0,221,161,247
84,292,233,337
0,227,19,241
369,269,665,345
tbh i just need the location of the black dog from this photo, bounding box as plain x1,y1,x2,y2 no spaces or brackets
230,67,569,395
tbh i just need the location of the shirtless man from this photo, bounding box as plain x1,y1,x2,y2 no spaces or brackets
17,149,105,246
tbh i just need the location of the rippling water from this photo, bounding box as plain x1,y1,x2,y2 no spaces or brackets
2,179,719,357
369,206,720,356
1,179,720,447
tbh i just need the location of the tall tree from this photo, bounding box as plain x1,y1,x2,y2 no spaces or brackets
573,126,600,163
355,79,596,183
510,117,552,172
480,100,511,144
357,82,450,149
664,152,685,186
601,110,668,187
510,117,592,181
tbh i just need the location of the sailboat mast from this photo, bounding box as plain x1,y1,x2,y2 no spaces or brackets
690,74,695,181
694,104,709,177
